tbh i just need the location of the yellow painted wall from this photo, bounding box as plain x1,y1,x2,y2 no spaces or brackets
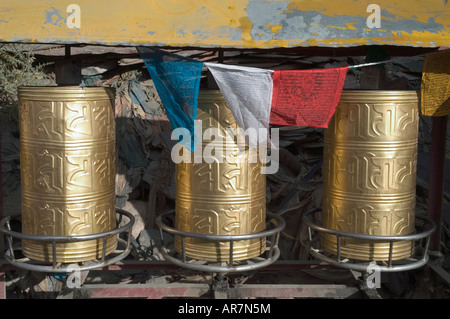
0,0,449,48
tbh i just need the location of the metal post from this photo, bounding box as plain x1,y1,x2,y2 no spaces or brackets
427,115,448,298
55,44,81,86
427,115,448,252
0,131,3,256
0,129,5,299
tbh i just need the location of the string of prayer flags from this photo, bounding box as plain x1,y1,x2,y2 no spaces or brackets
206,63,349,136
137,47,203,151
138,47,350,151
421,49,450,116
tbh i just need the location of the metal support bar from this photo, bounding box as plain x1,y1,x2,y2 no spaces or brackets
0,126,4,301
428,115,448,252
0,259,367,299
0,259,348,272
0,127,4,257
428,263,450,298
357,274,383,299
429,264,450,288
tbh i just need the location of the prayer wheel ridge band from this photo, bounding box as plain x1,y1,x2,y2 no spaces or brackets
321,90,419,261
18,86,117,263
175,89,266,262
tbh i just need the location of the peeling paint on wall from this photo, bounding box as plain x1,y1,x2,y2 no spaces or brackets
44,7,65,27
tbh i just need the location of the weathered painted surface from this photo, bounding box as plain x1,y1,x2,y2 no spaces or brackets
0,0,449,48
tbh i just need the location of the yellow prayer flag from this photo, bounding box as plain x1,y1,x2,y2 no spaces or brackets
421,49,450,116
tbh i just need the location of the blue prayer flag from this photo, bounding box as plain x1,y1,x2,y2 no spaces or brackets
137,47,203,151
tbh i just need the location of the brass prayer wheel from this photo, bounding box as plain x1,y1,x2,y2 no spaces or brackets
321,90,419,261
175,90,266,262
18,86,117,263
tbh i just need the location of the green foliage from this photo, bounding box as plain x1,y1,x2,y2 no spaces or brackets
0,43,53,123
0,43,53,103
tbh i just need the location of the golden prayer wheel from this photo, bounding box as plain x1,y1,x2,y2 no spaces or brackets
174,90,266,262
321,90,419,261
18,86,117,263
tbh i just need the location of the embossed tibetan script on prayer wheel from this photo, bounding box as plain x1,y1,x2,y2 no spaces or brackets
321,90,419,261
175,90,266,262
18,86,117,263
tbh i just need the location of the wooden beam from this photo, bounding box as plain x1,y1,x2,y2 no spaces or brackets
0,1,449,49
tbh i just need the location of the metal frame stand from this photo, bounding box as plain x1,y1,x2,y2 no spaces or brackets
156,210,286,273
302,208,436,272
0,208,135,273
302,207,437,298
155,210,285,274
154,210,287,298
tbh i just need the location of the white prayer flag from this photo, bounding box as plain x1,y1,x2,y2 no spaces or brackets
205,63,274,148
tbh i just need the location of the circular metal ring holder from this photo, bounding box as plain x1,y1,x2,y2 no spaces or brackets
156,210,285,273
0,208,135,273
302,208,436,273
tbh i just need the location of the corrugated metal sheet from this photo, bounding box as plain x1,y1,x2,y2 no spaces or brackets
0,0,449,48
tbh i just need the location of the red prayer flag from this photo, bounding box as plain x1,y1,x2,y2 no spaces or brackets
270,67,348,127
